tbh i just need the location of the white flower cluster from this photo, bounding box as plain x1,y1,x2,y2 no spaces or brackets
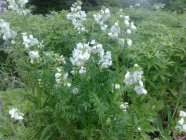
28,51,39,64
22,33,43,64
123,64,147,95
98,51,112,69
9,108,24,121
108,15,137,47
22,33,40,48
67,1,87,33
93,7,110,31
70,42,91,67
70,40,112,73
55,67,71,87
7,0,30,15
176,111,186,132
120,102,128,112
0,19,17,42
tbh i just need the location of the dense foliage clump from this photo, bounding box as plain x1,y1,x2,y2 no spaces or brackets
0,0,186,139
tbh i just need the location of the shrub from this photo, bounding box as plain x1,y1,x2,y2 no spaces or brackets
0,1,186,139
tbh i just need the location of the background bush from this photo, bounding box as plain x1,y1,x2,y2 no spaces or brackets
0,6,186,139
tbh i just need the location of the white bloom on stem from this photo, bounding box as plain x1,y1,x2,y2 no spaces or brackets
124,16,130,21
28,51,39,64
180,111,186,117
127,39,132,46
22,33,39,48
126,29,132,34
7,0,30,15
130,22,137,30
93,7,110,31
123,71,135,86
79,66,86,74
183,124,186,132
134,80,147,95
124,20,130,27
111,22,121,34
0,19,17,41
178,118,184,125
98,51,112,68
117,38,125,47
115,84,120,89
120,102,128,111
72,88,79,94
66,82,72,88
9,108,24,121
70,43,91,67
67,1,87,33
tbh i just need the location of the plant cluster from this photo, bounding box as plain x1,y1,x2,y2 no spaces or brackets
0,0,186,140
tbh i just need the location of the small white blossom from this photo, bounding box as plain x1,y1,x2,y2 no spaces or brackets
7,0,30,15
98,51,112,68
28,51,39,64
67,1,87,33
124,16,130,21
9,108,24,121
93,7,110,31
130,22,137,30
66,82,72,88
120,102,128,111
79,66,86,74
22,33,39,48
115,84,120,89
0,19,17,41
124,20,130,27
70,43,91,67
180,111,186,117
117,38,125,47
126,29,132,34
134,81,147,95
72,88,79,94
127,39,132,46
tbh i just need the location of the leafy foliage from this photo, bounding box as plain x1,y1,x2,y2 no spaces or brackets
0,3,186,140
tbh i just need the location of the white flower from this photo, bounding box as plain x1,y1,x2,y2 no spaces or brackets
124,16,130,21
134,64,139,67
130,22,137,30
55,73,61,79
108,32,118,39
134,81,147,95
79,66,86,74
22,33,39,48
127,39,132,46
180,111,186,117
98,51,112,68
63,73,69,80
123,71,134,86
126,29,132,34
117,38,125,47
115,84,120,89
178,118,184,125
9,108,24,121
72,88,79,94
111,22,121,34
66,82,72,88
7,0,30,15
183,124,186,132
124,20,130,27
67,1,87,33
70,43,91,66
93,7,110,31
0,19,17,41
28,51,39,64
120,102,128,111
137,127,141,131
